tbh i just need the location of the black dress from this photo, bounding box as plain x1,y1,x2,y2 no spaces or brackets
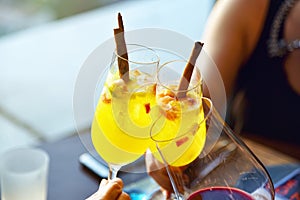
228,0,300,146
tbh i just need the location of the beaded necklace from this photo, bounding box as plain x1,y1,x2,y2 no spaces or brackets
268,0,300,57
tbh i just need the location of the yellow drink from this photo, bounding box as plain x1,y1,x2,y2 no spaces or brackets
92,69,158,165
92,116,142,165
150,88,206,167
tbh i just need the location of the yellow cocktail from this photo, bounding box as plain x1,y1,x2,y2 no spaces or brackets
150,88,206,167
149,60,206,167
92,44,160,168
92,69,159,165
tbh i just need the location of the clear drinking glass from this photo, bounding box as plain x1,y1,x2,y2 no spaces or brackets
91,44,160,180
0,147,49,200
149,59,275,199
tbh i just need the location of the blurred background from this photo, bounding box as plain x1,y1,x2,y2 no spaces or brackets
0,0,120,37
0,0,215,155
0,0,129,156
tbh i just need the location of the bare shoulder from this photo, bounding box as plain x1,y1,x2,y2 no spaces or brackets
208,0,269,37
240,0,270,53
203,0,270,53
202,0,270,95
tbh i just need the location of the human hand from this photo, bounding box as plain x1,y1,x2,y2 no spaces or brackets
145,150,186,199
86,178,130,200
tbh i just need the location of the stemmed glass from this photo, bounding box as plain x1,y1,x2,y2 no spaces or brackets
91,44,160,180
149,60,275,199
149,59,204,199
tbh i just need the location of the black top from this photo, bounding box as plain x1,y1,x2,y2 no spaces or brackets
228,0,300,145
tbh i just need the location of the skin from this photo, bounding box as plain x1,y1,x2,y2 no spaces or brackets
147,0,269,195
145,150,186,198
202,0,269,97
147,0,300,197
87,1,300,199
203,0,300,97
86,178,130,200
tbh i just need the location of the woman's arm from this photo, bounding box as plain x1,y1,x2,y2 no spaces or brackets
202,0,269,97
145,0,270,196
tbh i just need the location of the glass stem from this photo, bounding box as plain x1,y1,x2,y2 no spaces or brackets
108,164,121,180
156,143,182,200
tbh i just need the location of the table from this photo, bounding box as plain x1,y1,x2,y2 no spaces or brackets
38,132,299,200
243,138,300,166
243,133,300,161
40,133,99,200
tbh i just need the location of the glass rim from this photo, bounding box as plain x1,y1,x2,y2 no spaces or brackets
150,97,213,143
113,43,160,65
156,59,203,93
1,147,49,175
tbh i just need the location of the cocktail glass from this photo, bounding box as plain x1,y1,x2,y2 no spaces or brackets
149,60,275,199
91,44,160,180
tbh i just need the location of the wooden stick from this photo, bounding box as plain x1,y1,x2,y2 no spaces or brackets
114,13,129,82
117,12,124,30
177,41,204,99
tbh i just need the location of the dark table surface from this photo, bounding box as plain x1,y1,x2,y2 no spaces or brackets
12,132,298,200
40,133,155,200
1,132,297,200
0,132,155,200
40,133,100,200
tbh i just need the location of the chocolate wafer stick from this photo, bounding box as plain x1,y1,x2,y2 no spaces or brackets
177,41,204,99
114,13,129,82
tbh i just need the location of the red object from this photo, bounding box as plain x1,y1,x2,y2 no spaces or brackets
176,137,189,147
145,103,151,114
